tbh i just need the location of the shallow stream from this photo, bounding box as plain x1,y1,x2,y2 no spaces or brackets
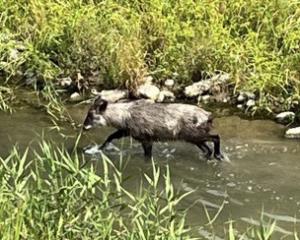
1,105,299,238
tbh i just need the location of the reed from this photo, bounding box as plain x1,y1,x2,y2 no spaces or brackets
0,140,299,239
0,85,14,113
0,140,192,239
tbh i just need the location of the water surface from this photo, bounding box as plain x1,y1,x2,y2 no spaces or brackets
1,105,299,238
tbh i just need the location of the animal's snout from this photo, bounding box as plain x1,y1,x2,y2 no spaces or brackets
83,111,94,131
83,124,92,131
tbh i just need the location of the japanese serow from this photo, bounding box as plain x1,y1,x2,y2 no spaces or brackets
83,97,225,161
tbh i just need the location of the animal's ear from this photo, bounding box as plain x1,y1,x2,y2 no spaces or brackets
94,97,108,113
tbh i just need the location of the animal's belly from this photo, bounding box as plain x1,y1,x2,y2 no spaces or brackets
130,122,180,141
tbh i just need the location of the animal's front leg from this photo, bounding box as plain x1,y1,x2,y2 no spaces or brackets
99,129,129,150
204,134,224,161
141,141,153,160
196,142,212,159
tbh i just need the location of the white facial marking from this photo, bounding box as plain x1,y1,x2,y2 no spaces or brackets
84,125,92,130
93,115,107,126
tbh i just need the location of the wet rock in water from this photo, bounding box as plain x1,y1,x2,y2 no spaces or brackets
285,127,300,139
137,83,160,100
246,99,256,108
69,92,81,102
164,79,175,88
275,111,295,124
98,89,128,102
157,90,175,103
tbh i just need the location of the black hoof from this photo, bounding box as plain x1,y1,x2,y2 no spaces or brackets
204,152,212,160
144,155,152,162
214,153,225,161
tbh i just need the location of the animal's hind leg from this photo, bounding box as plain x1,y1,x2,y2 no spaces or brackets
141,141,153,160
99,129,129,150
196,142,212,159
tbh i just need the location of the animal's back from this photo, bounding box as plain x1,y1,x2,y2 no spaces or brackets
126,103,212,141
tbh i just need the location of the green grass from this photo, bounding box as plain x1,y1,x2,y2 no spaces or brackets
0,85,14,113
0,140,193,239
0,139,299,239
0,0,300,112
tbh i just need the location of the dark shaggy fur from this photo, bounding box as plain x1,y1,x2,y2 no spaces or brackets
83,97,224,160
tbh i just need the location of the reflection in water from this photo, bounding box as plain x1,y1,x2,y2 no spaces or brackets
0,107,300,237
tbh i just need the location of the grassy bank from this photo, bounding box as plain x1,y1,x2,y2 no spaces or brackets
1,0,300,112
0,140,299,239
0,140,192,239
0,86,14,112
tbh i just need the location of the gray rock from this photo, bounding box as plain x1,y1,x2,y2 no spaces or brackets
201,95,211,103
59,77,72,88
184,79,211,97
238,91,256,101
222,97,230,103
99,89,128,102
246,99,255,108
157,90,175,103
164,79,175,88
211,72,230,84
172,72,179,78
275,111,295,123
244,91,256,100
184,72,230,98
143,76,154,84
70,92,81,102
237,94,246,103
90,88,100,96
157,93,164,103
237,104,244,110
88,71,102,85
285,127,300,139
137,83,160,100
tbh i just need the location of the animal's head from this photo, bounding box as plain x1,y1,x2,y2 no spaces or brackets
83,97,108,130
